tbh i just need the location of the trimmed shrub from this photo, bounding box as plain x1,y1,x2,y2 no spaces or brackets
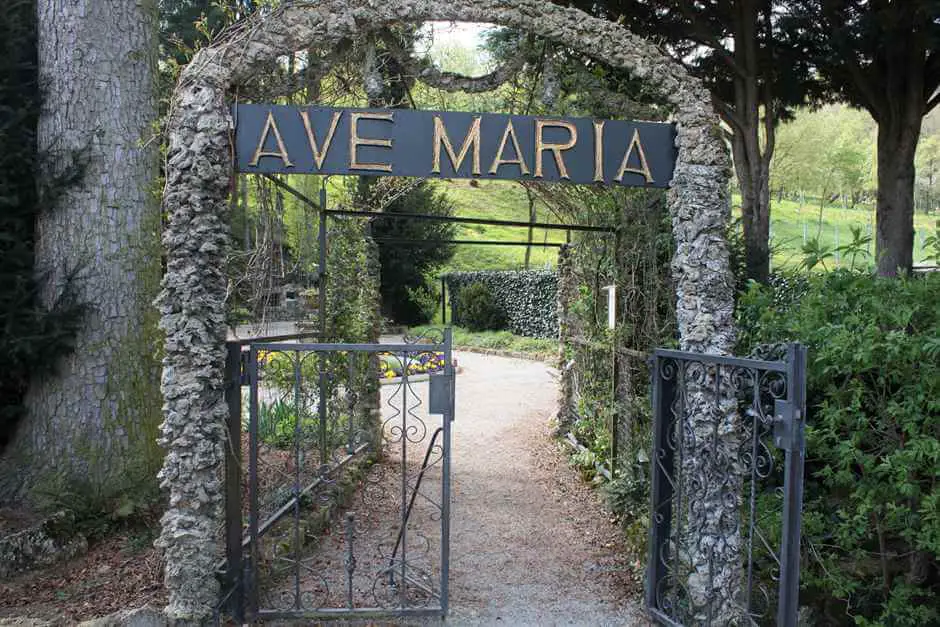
369,181,456,325
445,270,557,338
737,270,940,625
455,282,505,331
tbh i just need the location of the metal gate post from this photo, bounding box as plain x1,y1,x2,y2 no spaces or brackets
441,327,454,614
777,343,807,626
223,341,245,622
318,184,329,466
318,183,327,338
247,346,261,621
441,276,447,325
646,353,678,613
610,227,621,475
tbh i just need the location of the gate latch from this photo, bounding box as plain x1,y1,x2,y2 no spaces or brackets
773,399,802,451
428,373,454,417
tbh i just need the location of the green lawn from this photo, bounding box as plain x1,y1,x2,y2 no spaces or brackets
433,179,567,272
760,196,936,269
429,179,937,273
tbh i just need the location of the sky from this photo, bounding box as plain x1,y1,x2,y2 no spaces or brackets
420,21,492,61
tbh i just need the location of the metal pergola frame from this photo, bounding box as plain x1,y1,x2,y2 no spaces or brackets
256,172,623,471
260,172,618,318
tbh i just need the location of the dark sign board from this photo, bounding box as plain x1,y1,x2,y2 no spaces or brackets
234,104,676,188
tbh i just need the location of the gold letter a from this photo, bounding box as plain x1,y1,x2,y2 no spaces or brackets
249,110,294,167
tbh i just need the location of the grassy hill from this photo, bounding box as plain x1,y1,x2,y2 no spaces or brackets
764,197,935,269
431,180,937,273
433,179,567,272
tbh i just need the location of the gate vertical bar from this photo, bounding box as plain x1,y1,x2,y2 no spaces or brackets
224,341,244,622
247,346,261,620
610,228,621,475
441,276,447,325
777,343,807,626
292,353,303,609
441,327,453,614
646,353,677,613
318,184,329,466
399,353,409,608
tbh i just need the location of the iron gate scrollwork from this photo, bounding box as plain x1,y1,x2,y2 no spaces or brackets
647,343,807,626
220,329,454,623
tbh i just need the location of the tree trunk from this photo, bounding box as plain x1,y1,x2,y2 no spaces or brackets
728,0,772,285
875,117,920,275
735,144,772,284
1,0,161,501
731,114,772,285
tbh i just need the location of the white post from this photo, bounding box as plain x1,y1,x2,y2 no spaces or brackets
602,285,616,330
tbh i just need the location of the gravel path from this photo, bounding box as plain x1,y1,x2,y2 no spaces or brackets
443,351,644,626
267,349,645,625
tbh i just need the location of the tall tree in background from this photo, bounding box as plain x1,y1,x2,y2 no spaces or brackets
1,0,163,500
558,0,819,283
370,183,457,325
0,1,84,480
790,0,939,275
357,31,457,324
158,0,257,65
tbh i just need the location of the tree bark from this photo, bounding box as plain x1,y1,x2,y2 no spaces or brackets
728,0,772,284
875,114,921,276
732,127,771,284
1,0,161,501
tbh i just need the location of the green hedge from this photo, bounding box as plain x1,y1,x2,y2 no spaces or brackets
444,270,557,338
737,270,940,625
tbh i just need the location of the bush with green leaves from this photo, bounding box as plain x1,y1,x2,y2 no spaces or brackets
368,180,456,325
737,270,940,625
446,270,557,337
253,398,357,454
454,282,505,332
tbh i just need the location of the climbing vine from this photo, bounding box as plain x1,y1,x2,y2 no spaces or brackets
547,184,674,553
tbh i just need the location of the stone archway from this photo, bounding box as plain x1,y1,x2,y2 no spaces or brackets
158,0,734,620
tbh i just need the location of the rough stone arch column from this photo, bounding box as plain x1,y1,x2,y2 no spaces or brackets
158,0,734,621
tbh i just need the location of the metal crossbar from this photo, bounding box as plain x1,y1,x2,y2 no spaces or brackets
328,207,616,233
372,237,567,247
256,173,615,234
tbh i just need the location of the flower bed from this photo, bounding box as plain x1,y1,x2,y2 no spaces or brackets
378,351,446,379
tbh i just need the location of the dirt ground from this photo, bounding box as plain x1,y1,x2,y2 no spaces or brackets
439,351,644,626
0,532,165,624
0,350,645,626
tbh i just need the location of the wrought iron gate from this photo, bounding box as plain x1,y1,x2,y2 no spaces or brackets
221,330,454,623
647,343,807,626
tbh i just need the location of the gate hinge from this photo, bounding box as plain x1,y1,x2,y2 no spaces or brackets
428,373,454,417
773,399,803,451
